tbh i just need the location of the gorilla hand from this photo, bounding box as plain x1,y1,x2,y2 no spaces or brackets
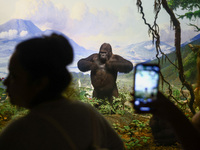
90,62,99,71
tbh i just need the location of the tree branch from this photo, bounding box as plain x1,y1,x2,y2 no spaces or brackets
188,23,200,32
162,0,196,114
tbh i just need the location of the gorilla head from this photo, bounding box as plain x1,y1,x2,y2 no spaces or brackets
99,43,113,63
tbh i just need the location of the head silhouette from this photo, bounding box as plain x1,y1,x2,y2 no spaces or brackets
4,33,74,108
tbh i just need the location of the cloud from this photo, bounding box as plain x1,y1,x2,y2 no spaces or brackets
160,45,167,50
19,30,28,37
70,2,89,21
144,45,154,50
10,0,199,50
0,30,18,39
13,0,70,31
0,30,28,39
12,0,142,49
160,24,199,46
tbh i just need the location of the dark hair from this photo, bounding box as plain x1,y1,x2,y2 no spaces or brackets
99,43,112,53
99,43,113,60
15,33,73,105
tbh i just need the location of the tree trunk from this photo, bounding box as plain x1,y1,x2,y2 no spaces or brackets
162,0,196,114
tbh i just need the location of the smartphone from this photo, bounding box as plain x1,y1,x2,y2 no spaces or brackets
133,63,160,113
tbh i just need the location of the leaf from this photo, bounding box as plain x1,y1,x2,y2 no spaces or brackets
124,126,131,130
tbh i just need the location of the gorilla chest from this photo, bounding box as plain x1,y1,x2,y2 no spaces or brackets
96,64,106,75
91,66,116,88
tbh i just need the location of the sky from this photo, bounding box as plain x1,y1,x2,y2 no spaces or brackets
0,0,199,51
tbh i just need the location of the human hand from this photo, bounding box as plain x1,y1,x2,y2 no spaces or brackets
145,92,181,122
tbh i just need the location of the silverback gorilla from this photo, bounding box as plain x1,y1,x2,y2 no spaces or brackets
77,43,133,103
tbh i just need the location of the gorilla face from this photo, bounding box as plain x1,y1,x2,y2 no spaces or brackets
99,43,112,63
99,49,108,63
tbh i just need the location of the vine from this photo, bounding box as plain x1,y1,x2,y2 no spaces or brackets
136,0,196,114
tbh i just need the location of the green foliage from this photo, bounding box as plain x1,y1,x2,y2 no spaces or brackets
183,52,197,82
0,100,16,120
77,87,100,106
116,72,133,92
178,10,200,20
167,0,200,32
172,89,181,100
70,72,134,115
141,136,151,143
0,87,6,101
130,119,148,132
0,100,28,119
113,119,150,149
0,99,28,132
168,0,200,11
0,82,28,130
112,90,133,115
63,87,79,100
77,84,133,115
125,138,142,149
168,0,200,22
98,100,115,115
152,41,200,89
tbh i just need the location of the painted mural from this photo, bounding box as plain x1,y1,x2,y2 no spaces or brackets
0,0,200,149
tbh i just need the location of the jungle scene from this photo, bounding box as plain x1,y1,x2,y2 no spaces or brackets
0,0,200,149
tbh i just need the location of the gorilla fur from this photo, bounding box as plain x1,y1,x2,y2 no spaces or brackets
78,43,133,103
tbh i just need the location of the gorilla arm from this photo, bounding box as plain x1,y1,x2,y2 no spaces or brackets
106,55,133,73
77,54,99,72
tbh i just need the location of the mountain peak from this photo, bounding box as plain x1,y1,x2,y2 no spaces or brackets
0,19,42,39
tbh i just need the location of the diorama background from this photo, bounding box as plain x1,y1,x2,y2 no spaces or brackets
0,0,199,75
0,1,200,149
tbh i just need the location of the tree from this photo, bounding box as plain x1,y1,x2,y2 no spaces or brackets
136,0,196,114
168,0,200,32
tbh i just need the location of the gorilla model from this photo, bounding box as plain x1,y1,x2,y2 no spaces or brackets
77,43,133,103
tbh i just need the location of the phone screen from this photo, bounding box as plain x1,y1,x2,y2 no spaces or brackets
134,63,160,112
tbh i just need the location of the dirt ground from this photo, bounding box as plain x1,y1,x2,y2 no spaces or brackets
0,112,182,150
105,113,182,150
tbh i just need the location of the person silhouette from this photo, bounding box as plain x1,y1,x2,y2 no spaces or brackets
0,33,124,150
